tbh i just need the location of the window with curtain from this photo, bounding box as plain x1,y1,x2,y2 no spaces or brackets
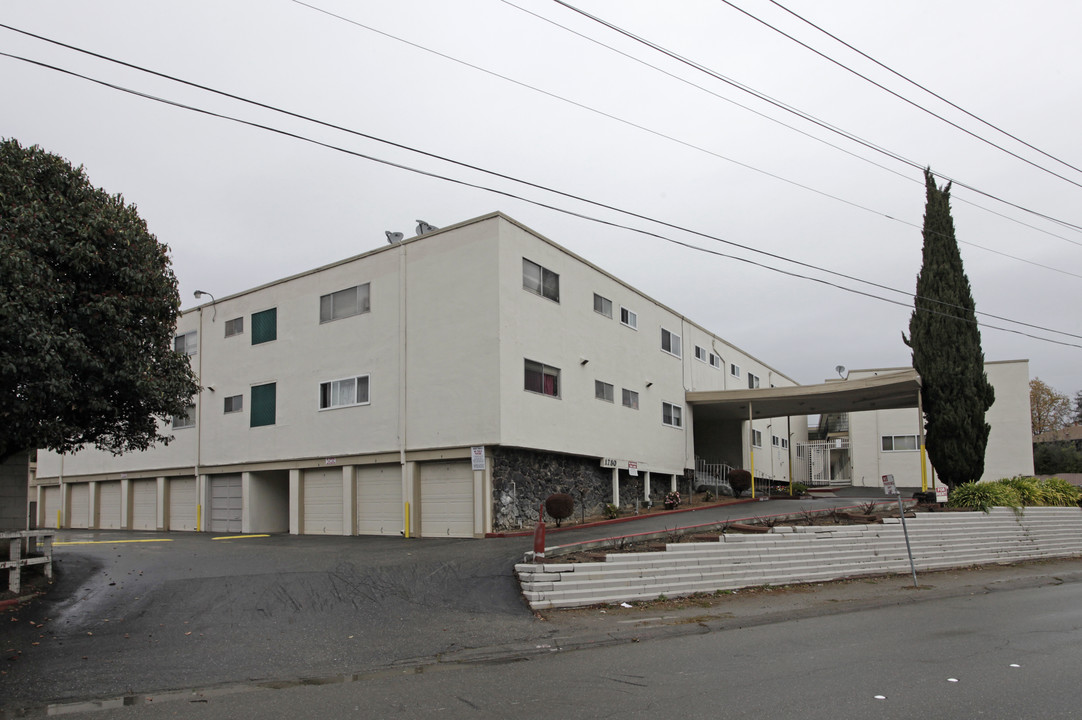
524,359,560,397
320,375,370,409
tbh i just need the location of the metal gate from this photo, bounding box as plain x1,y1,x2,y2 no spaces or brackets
794,438,851,487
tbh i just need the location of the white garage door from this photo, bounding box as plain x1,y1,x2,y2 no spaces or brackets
420,461,474,538
356,465,401,536
69,484,90,529
131,480,157,530
168,478,197,531
303,469,343,535
99,481,123,529
42,486,60,528
209,475,242,533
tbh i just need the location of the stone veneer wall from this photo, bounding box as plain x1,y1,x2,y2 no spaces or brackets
491,447,611,530
0,451,30,530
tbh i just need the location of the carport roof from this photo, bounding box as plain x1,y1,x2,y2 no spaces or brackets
686,369,921,421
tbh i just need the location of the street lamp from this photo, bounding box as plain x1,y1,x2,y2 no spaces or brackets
193,290,216,321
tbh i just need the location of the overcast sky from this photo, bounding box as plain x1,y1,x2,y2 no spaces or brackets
4,0,1080,397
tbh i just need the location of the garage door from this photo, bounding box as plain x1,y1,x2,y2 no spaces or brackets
419,461,474,538
131,480,157,530
168,478,197,531
303,469,343,535
99,481,123,529
42,486,60,528
356,465,401,535
209,475,242,533
69,484,90,529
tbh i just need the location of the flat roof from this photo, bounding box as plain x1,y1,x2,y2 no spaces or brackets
686,369,922,421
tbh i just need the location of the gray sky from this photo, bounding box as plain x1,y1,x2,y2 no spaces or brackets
4,0,1080,397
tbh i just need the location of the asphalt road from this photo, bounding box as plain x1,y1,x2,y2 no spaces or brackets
15,558,1082,719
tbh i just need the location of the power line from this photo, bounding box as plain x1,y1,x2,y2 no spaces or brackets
765,0,1082,177
717,0,1082,189
2,50,1079,349
547,0,1082,235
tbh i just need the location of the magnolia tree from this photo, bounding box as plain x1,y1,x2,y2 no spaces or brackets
0,139,199,462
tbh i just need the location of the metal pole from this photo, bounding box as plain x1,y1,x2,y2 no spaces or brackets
917,390,928,493
749,403,755,499
897,492,918,587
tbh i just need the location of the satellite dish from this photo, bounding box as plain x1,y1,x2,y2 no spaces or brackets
835,365,846,378
415,220,439,235
385,231,404,245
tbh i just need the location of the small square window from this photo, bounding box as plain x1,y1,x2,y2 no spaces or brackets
251,308,277,345
772,435,780,447
752,429,762,447
730,363,740,378
172,405,195,429
882,435,918,452
709,353,721,369
622,388,639,410
224,395,243,414
523,258,559,302
662,401,682,428
524,359,560,397
695,346,708,362
748,372,760,389
593,293,613,318
620,307,637,329
174,331,197,356
224,317,244,338
595,380,614,402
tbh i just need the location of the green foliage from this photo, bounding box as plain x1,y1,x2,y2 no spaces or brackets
948,477,1081,512
903,169,995,488
0,139,199,461
544,493,574,526
1033,441,1082,474
603,503,619,519
1030,378,1072,435
947,481,1019,512
791,482,808,495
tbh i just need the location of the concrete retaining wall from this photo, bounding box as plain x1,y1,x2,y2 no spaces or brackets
517,507,1082,610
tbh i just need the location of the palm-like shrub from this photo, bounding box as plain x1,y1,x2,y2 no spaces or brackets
545,493,574,527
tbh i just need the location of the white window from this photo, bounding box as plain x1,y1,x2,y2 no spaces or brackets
620,306,637,329
662,402,683,428
174,331,197,356
661,328,682,358
772,435,780,447
709,353,721,369
730,363,740,378
781,437,789,449
595,380,614,402
622,388,639,410
882,435,918,452
320,284,371,323
522,258,559,302
593,293,612,318
748,372,760,389
224,317,243,338
224,395,243,414
320,375,371,409
172,405,195,429
695,346,708,362
524,359,560,397
752,429,762,447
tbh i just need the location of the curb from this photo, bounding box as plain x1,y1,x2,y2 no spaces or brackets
485,499,758,538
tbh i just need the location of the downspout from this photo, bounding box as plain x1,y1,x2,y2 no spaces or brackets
195,306,203,531
749,402,755,498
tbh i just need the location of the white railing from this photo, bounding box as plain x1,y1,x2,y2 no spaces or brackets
795,439,851,487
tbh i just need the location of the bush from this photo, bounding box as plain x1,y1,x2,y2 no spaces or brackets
1035,476,1081,506
544,493,574,527
603,503,619,519
791,482,808,496
947,481,1020,512
727,469,752,497
999,476,1042,506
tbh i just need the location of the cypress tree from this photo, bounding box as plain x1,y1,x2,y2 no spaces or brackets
903,169,995,488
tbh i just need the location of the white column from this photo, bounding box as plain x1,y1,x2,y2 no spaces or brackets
342,465,356,536
241,472,252,534
289,468,302,535
119,478,131,529
643,471,651,503
88,481,99,529
156,477,167,531
611,467,619,507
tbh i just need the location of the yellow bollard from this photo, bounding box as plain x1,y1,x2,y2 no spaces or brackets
403,502,410,539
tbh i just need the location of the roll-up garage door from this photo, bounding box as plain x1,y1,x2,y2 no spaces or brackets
209,475,242,533
168,478,197,531
69,484,90,529
42,486,60,528
356,465,401,535
99,481,123,529
419,461,474,538
303,469,343,535
131,480,157,530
